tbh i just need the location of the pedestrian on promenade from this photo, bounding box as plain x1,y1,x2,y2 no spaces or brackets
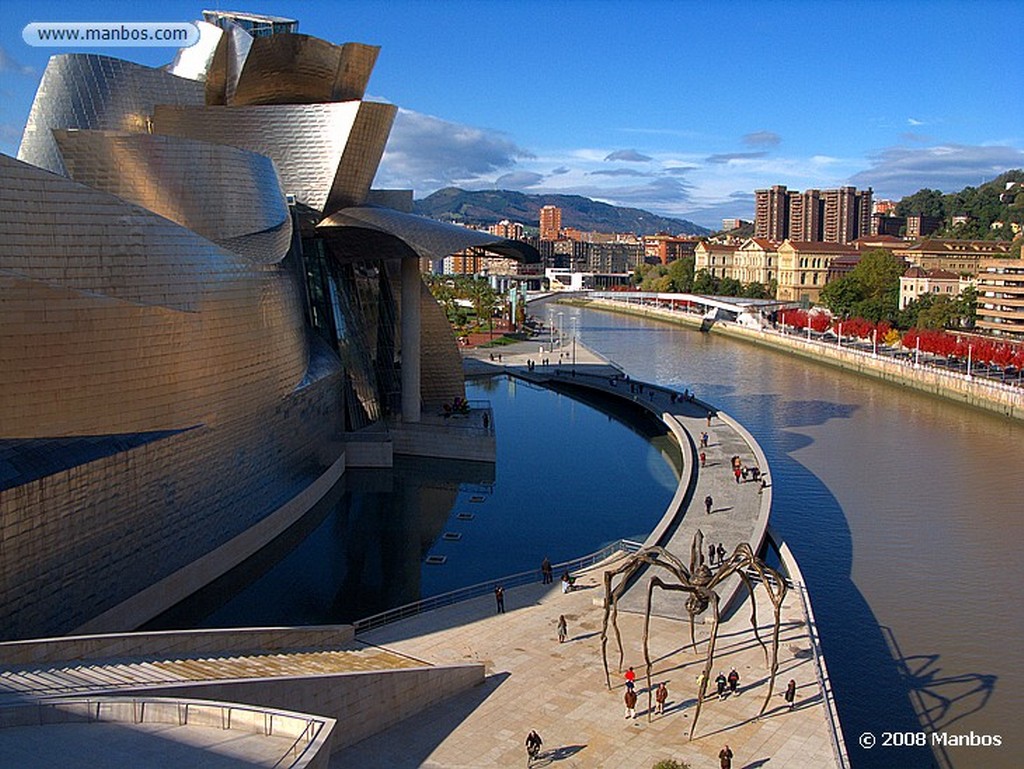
700,431,709,448
719,744,734,769
655,682,668,715
717,543,726,564
624,666,636,690
733,465,742,484
707,411,713,426
716,672,728,699
700,450,707,468
708,543,716,566
727,668,739,695
624,687,638,719
695,670,707,698
704,495,713,515
785,679,797,709
557,614,567,643
541,556,553,584
494,585,505,613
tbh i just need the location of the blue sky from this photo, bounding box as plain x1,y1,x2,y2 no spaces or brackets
1,0,1021,228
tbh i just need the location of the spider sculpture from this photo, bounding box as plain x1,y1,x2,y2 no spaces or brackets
600,529,787,738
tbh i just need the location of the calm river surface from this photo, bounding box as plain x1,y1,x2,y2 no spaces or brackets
566,303,1023,769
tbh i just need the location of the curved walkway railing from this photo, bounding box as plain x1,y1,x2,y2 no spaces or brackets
770,526,850,769
353,539,643,635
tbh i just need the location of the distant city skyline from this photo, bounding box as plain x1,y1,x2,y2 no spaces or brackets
1,0,1021,229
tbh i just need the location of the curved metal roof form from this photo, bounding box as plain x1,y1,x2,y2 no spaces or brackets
317,206,541,263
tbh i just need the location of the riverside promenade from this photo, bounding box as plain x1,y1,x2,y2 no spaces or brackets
333,336,847,767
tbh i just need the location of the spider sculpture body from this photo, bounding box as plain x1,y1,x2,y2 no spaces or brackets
600,530,787,739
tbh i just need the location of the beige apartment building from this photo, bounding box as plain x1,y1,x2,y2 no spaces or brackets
894,239,1012,275
539,205,562,241
695,241,737,279
776,240,859,302
975,258,1024,338
899,267,974,310
733,238,780,285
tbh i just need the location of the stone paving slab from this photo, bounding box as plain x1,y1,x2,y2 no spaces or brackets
338,556,838,768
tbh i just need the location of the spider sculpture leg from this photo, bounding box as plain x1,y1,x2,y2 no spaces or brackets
688,590,721,740
643,575,701,722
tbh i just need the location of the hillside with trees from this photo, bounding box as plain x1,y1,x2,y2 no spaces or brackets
895,169,1024,242
414,187,710,236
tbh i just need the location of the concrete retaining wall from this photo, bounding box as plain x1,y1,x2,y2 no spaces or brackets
0,626,355,667
103,663,485,753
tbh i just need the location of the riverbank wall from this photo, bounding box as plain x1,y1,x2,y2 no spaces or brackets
576,297,1024,420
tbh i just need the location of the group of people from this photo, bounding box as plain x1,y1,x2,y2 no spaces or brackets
730,454,763,485
707,541,727,566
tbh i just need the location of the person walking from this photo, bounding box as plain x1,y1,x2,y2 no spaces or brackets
715,671,728,700
704,495,713,515
655,682,668,715
708,543,716,566
624,666,636,690
525,730,543,764
494,585,505,614
717,543,726,564
557,614,567,644
733,465,742,484
785,679,797,709
624,687,638,719
719,744,734,769
699,450,706,468
541,556,553,584
706,411,713,426
727,668,740,695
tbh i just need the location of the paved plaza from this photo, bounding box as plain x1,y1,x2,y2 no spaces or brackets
337,554,838,768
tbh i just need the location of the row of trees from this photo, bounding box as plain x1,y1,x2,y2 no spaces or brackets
424,274,502,334
779,309,1024,369
633,258,775,299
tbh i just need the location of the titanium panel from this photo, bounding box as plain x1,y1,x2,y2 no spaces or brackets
17,54,205,176
166,20,223,81
333,43,380,102
318,205,541,262
54,130,292,263
327,101,397,211
152,101,366,212
231,35,378,105
0,154,306,438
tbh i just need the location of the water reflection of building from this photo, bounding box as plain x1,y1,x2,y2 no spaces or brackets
1,14,536,640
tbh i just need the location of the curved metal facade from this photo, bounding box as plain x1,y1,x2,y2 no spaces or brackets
54,130,292,262
0,15,506,640
16,54,205,176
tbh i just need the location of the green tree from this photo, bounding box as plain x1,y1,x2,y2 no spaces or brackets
896,188,947,218
692,269,719,294
719,277,743,296
819,275,864,317
651,761,691,769
666,256,695,292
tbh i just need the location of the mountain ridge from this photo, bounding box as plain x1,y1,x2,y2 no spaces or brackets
413,187,711,236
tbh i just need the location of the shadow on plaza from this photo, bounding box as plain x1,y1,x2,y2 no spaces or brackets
330,672,512,768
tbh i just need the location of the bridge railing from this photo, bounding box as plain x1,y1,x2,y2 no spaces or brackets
353,539,643,636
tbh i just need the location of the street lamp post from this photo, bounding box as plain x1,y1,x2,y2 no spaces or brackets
872,327,878,358
557,311,564,351
914,337,921,369
571,317,578,372
838,321,843,348
967,344,974,380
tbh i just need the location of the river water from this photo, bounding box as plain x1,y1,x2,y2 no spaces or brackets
567,303,1023,769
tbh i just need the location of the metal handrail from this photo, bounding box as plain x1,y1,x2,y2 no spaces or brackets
353,539,643,635
790,577,851,769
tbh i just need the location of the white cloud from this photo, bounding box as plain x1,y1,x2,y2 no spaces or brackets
743,131,781,148
494,171,544,188
377,108,533,190
849,143,1024,197
604,149,652,162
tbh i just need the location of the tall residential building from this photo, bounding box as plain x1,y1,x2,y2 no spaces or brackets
975,259,1024,338
539,205,562,240
754,185,789,241
755,185,872,244
489,219,525,240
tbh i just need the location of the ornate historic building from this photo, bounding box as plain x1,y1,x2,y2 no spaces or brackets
1,14,535,640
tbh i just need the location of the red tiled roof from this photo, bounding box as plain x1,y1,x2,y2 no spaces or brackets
781,240,860,253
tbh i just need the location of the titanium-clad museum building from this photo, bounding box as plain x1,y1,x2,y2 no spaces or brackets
0,11,535,640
